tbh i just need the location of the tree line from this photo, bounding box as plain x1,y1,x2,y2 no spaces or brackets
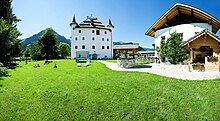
24,28,70,60
0,0,70,67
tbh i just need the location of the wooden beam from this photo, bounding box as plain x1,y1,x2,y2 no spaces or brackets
208,19,213,25
177,7,181,14
165,16,170,26
191,9,194,17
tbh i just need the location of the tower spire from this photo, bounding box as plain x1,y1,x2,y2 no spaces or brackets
72,15,77,24
107,19,114,28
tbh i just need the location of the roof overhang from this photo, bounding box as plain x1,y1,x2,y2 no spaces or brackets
181,29,220,47
146,3,220,37
113,44,139,50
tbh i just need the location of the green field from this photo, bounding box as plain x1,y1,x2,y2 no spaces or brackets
1,60,220,120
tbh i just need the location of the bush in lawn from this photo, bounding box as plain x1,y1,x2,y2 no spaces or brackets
0,62,7,77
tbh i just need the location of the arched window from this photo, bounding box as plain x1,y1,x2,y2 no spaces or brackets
92,45,95,49
82,45,85,49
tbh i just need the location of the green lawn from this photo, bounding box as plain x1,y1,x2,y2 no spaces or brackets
1,60,220,120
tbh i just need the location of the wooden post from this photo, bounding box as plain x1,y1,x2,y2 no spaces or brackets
187,44,191,72
219,52,220,72
117,49,120,58
132,49,135,59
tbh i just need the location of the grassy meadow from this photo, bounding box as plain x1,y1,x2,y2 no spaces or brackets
1,60,220,120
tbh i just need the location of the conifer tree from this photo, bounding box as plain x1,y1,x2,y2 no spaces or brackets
166,31,188,64
0,0,21,65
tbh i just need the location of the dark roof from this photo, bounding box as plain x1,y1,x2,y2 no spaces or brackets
70,16,113,30
181,29,220,47
107,19,114,28
146,3,220,37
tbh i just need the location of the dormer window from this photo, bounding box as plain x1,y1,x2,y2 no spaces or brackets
79,30,81,33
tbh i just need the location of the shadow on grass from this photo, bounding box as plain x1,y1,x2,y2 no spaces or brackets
0,77,3,87
7,63,22,70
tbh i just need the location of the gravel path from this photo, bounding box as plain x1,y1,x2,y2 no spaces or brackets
99,61,220,80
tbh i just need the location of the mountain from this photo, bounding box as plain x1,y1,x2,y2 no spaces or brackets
21,29,71,51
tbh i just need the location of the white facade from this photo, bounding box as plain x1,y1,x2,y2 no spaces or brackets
154,23,212,57
70,16,114,59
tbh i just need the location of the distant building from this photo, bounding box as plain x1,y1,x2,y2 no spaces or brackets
113,42,139,59
138,50,155,58
70,16,114,59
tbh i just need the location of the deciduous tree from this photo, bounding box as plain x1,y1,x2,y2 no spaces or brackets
38,28,58,59
58,42,70,58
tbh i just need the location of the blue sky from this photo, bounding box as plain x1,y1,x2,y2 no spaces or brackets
12,0,220,48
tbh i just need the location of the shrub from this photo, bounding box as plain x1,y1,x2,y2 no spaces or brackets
0,62,7,77
207,56,218,62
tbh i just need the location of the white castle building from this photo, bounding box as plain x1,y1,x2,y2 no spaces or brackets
70,16,114,59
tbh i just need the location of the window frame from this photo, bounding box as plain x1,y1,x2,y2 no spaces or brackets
161,36,165,41
82,45,86,49
75,45,78,49
92,37,95,41
102,46,105,49
92,45,96,50
96,30,100,35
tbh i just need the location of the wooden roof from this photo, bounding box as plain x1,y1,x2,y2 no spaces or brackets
181,29,220,47
146,3,220,37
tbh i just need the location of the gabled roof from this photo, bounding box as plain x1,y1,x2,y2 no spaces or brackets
146,3,220,37
181,29,220,47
